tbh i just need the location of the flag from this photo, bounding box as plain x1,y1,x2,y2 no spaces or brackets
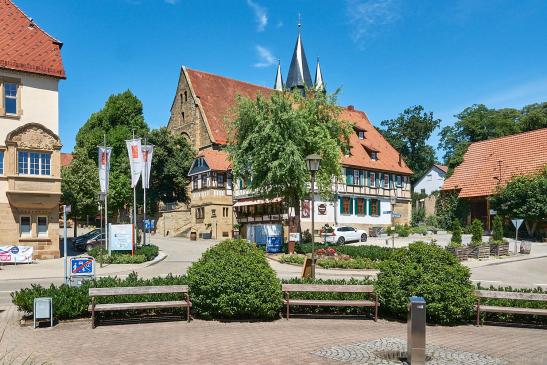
98,147,112,193
141,145,153,189
126,138,143,188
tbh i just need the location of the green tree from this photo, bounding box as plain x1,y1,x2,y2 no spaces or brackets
379,105,440,181
470,219,484,246
146,127,194,212
491,215,504,242
451,219,462,246
228,90,351,223
519,102,547,132
491,167,547,236
61,156,99,234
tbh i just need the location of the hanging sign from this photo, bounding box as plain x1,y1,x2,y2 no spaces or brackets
125,138,143,188
141,145,153,189
98,146,112,193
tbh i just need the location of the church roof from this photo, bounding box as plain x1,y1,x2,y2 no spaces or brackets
314,58,324,92
274,61,284,91
285,28,313,90
0,0,65,78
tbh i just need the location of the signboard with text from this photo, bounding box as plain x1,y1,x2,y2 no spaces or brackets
109,224,133,251
0,246,33,263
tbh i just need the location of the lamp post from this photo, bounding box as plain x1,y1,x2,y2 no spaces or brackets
390,191,397,248
305,154,322,279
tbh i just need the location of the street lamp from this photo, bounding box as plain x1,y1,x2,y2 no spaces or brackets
390,191,397,248
305,154,322,279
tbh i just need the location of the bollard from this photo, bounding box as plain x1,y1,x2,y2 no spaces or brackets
407,296,426,364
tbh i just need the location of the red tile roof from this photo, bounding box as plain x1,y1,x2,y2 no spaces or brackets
200,149,231,171
434,164,448,173
340,108,413,175
60,153,73,167
186,68,273,145
442,128,547,198
0,0,66,78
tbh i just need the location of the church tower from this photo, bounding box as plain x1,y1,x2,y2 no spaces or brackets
285,21,313,91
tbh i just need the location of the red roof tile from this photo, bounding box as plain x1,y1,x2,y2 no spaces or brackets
0,0,65,78
186,68,273,145
200,149,231,171
340,108,413,175
442,128,547,198
434,164,448,173
60,153,73,167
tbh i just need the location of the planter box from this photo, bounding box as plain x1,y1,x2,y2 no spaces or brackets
447,247,468,261
467,244,490,259
490,242,509,256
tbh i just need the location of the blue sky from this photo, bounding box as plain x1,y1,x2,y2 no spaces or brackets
16,0,547,158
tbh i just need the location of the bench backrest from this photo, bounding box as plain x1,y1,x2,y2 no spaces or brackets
89,285,188,297
282,284,374,293
475,290,547,301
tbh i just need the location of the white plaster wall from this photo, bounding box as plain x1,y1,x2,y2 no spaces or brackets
0,69,59,144
413,167,445,195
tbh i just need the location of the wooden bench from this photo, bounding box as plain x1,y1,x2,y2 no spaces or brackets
88,285,191,328
475,290,547,325
282,284,379,321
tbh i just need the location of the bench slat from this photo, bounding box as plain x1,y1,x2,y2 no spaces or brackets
475,290,547,301
477,305,547,316
282,284,374,293
89,300,190,312
284,299,378,307
89,285,188,296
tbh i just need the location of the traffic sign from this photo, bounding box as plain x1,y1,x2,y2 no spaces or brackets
392,213,402,218
383,211,392,215
70,257,95,276
511,219,524,230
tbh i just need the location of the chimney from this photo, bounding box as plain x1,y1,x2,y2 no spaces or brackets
347,105,354,111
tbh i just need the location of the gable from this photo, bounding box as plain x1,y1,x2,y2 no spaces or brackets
6,122,61,150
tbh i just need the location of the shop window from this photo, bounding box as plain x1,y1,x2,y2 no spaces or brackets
4,82,17,115
37,216,48,236
20,216,31,236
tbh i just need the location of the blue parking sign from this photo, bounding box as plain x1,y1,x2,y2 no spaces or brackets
70,257,94,276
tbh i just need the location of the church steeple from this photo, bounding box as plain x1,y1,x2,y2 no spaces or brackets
285,19,313,91
274,60,284,91
314,57,325,92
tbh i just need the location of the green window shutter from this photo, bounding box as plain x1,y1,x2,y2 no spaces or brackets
349,197,354,215
354,198,359,215
368,199,372,215
339,197,344,214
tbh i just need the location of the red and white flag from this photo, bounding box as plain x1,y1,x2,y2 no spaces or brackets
98,147,112,193
125,138,143,188
141,145,153,189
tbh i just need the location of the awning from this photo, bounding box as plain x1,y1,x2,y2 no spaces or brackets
233,197,282,207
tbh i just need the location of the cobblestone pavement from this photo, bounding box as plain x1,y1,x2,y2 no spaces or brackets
1,305,546,365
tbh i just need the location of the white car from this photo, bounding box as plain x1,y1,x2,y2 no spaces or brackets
322,226,368,245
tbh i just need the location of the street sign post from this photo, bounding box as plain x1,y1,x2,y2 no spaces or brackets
511,218,524,254
63,205,71,284
68,256,95,287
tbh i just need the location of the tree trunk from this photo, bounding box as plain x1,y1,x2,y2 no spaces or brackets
73,218,78,238
525,220,537,237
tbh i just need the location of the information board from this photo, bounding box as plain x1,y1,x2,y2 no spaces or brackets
109,224,133,251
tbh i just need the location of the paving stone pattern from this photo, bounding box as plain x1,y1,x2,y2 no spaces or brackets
313,337,508,364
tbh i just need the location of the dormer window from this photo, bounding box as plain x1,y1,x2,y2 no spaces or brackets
358,130,365,140
370,151,378,161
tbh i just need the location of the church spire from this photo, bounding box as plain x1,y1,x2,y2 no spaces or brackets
314,57,325,92
274,60,284,91
285,18,313,91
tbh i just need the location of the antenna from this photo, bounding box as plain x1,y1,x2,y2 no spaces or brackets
298,13,301,29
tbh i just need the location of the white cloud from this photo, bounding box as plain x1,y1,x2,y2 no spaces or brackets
346,0,400,45
247,0,268,32
253,45,276,68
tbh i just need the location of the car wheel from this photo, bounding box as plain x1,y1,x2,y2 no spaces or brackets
361,233,367,242
337,237,345,245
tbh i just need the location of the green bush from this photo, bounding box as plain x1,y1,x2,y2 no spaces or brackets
425,215,439,228
335,245,397,261
491,216,504,244
411,207,425,226
11,272,187,320
317,257,379,269
395,224,410,237
410,225,428,236
470,219,484,246
88,244,159,264
301,229,312,243
451,219,462,246
278,254,305,265
186,239,282,320
374,241,475,325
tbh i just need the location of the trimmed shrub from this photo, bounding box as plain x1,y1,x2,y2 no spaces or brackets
186,239,282,320
335,245,397,261
470,219,484,246
88,244,159,264
395,224,410,237
450,219,462,246
279,254,305,265
491,216,504,243
375,241,475,325
317,257,379,269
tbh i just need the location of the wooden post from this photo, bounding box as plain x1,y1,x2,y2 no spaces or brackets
374,292,378,322
476,298,480,326
91,297,96,329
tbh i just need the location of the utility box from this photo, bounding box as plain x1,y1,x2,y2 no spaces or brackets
407,296,426,364
34,297,53,328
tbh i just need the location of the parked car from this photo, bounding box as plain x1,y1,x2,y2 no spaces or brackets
72,229,104,251
322,226,367,245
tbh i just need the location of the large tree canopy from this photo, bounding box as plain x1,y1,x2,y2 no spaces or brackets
491,167,547,236
228,90,351,215
379,105,440,182
440,102,547,174
61,156,99,221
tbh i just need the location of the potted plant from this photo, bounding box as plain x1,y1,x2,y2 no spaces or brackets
446,219,467,260
489,216,509,256
467,219,489,259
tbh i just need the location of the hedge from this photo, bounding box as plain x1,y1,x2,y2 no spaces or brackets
88,244,159,264
335,245,398,261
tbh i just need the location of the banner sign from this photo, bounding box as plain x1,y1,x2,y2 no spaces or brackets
98,146,112,193
141,145,153,189
109,224,133,251
0,245,33,263
125,138,143,188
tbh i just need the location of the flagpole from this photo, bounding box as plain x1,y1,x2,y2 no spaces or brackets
143,137,147,247
104,133,110,256
132,129,137,254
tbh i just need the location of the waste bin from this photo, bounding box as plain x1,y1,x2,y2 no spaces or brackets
407,296,426,365
190,232,197,241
